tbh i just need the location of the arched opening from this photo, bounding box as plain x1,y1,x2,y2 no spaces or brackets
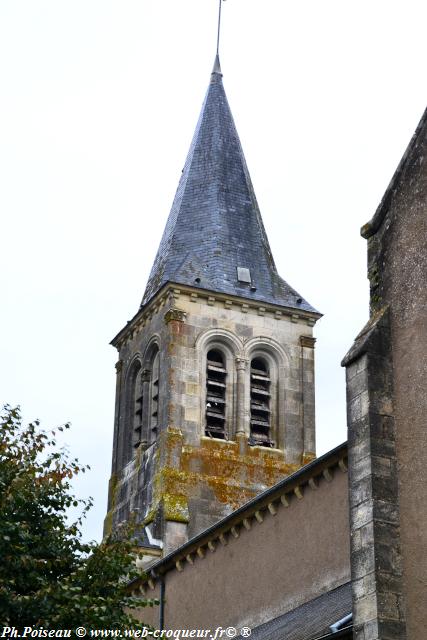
122,359,143,467
250,356,273,447
149,350,160,441
205,348,227,439
132,365,144,450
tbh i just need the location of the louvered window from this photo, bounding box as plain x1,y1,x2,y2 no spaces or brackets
205,349,227,439
250,357,273,447
133,367,143,449
150,351,160,439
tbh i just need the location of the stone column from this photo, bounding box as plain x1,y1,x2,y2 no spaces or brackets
235,357,249,453
342,308,406,640
111,359,123,477
105,359,123,535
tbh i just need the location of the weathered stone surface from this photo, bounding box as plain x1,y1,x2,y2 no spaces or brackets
105,286,317,553
343,106,427,639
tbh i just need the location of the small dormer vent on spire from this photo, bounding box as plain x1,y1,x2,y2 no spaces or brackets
237,267,251,284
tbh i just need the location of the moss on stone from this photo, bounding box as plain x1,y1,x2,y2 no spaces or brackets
162,493,190,523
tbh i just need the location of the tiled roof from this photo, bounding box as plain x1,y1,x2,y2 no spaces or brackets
141,56,318,314
248,582,352,640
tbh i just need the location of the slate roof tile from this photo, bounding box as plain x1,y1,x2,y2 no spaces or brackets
141,57,318,314
248,582,352,640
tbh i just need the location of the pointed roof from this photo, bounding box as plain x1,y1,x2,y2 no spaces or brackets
141,58,318,315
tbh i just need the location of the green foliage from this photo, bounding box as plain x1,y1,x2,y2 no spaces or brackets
0,405,154,628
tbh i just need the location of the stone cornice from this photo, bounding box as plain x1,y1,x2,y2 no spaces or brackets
111,282,322,350
128,442,348,593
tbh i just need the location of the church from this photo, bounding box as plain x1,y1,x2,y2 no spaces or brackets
103,40,427,640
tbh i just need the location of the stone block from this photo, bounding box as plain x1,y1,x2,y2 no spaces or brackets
351,501,374,530
371,475,398,503
349,395,364,423
376,570,404,596
363,619,379,640
184,408,199,422
375,542,403,576
350,476,373,508
348,369,369,398
354,593,378,623
352,545,376,580
377,592,399,621
370,436,396,459
350,454,372,483
374,500,399,525
377,619,406,640
348,416,370,445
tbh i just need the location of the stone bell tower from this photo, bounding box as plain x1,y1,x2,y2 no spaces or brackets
104,56,321,558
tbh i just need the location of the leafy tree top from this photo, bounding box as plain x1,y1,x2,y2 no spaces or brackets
0,405,155,629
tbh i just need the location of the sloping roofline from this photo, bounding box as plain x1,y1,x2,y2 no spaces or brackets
129,441,348,588
361,105,427,239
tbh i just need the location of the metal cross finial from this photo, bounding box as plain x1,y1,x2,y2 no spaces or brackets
216,0,226,56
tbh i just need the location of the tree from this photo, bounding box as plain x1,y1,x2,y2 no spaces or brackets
0,405,154,629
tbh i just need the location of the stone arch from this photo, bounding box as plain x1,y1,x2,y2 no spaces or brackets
195,328,244,441
122,354,143,468
195,327,244,356
243,337,290,453
142,335,161,445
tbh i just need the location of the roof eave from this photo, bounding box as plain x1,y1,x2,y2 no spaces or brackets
110,281,322,348
128,441,348,588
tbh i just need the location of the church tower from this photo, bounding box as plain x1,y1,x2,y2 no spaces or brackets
104,56,321,558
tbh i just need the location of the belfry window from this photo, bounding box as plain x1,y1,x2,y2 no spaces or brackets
250,357,273,447
205,349,227,439
150,351,160,439
133,367,143,449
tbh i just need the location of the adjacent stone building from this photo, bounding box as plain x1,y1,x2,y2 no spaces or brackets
342,105,427,639
105,52,426,639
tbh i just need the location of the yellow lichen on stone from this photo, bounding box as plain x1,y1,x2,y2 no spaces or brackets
302,452,316,465
142,425,303,529
162,493,190,523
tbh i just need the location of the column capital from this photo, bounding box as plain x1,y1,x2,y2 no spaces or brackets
164,308,187,324
235,357,249,371
300,336,316,349
141,368,151,382
115,359,123,373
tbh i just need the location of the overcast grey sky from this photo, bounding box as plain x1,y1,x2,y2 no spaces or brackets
1,0,426,541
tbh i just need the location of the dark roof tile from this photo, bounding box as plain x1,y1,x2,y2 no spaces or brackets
141,58,318,314
249,582,352,640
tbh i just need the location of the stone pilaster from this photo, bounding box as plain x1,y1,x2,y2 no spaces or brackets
111,359,123,477
300,336,316,462
164,307,187,431
342,308,406,640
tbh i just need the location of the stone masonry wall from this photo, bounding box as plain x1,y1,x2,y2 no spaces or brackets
105,284,318,554
342,106,427,639
343,310,405,640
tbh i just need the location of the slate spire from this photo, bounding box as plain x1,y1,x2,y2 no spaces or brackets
141,60,317,314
